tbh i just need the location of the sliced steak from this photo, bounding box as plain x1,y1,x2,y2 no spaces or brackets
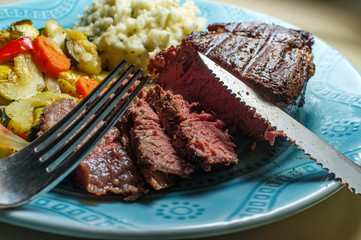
146,85,237,171
73,127,146,200
38,98,146,201
123,97,193,190
38,98,77,136
148,21,315,143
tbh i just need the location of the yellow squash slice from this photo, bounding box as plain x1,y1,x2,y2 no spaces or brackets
0,53,45,101
5,91,77,136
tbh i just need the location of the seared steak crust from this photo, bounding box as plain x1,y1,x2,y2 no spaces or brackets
148,22,315,142
151,22,315,106
201,22,315,106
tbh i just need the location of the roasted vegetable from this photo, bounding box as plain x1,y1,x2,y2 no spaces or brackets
0,37,33,64
26,123,41,142
65,29,102,75
75,77,99,98
0,106,10,126
90,71,109,82
32,106,44,125
0,19,107,144
0,64,12,80
0,53,45,100
0,124,29,158
0,95,11,106
9,20,39,40
26,107,45,141
32,35,71,77
44,75,61,93
57,69,88,98
0,30,11,48
42,18,66,51
0,20,38,50
5,91,77,137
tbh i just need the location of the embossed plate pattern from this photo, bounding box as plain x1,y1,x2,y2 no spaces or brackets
0,0,360,239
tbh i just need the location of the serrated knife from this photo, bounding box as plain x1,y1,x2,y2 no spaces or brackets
198,52,361,194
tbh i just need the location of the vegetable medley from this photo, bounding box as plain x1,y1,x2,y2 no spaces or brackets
0,19,107,157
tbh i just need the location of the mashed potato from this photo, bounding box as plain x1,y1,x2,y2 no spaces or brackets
73,0,206,72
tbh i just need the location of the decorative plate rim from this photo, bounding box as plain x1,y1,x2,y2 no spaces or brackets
0,0,358,239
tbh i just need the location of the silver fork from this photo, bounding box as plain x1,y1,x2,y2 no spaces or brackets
0,60,150,208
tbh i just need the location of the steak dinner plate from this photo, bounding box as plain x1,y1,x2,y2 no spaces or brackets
0,0,360,239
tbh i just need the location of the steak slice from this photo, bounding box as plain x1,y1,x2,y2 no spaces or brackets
73,127,146,200
39,98,146,201
123,97,193,190
38,98,78,136
148,21,315,142
146,85,237,172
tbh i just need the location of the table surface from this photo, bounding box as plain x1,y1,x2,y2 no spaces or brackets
1,0,361,239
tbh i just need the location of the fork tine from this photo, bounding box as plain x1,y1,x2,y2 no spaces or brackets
48,76,150,175
45,69,145,171
37,64,135,161
17,76,150,205
34,60,127,152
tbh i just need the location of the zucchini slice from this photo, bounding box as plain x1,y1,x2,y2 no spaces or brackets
65,29,102,75
0,65,12,79
0,29,11,48
42,18,67,51
33,107,45,125
0,94,12,106
0,53,45,101
0,106,10,127
27,123,41,142
9,20,39,40
5,91,77,136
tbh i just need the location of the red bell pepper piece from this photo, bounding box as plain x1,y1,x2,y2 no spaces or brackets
0,37,33,64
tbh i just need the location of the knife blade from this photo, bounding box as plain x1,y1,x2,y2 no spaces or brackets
198,52,361,194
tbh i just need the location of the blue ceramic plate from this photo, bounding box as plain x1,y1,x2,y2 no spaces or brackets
0,0,360,239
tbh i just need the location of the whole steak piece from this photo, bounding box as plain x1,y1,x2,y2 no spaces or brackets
148,22,315,143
